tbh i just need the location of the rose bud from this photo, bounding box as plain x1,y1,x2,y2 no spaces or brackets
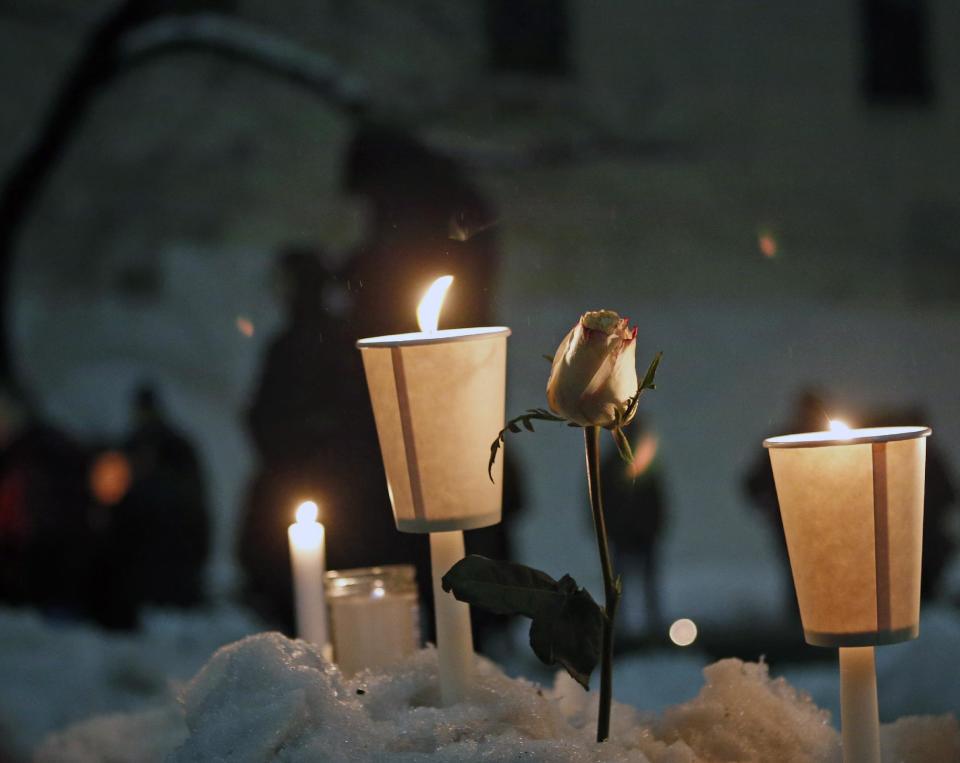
546,310,639,428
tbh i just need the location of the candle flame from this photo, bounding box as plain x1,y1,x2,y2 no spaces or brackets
296,500,318,524
416,275,453,333
828,418,852,435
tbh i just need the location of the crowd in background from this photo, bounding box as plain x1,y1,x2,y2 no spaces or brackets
0,127,957,654
0,382,208,629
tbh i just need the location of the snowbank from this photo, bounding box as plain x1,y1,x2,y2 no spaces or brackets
36,632,959,763
0,605,261,760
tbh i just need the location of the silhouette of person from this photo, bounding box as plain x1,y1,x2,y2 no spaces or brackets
341,125,524,647
743,388,827,619
240,127,523,648
0,384,88,617
600,417,667,636
463,453,526,650
90,384,209,628
342,123,500,338
238,246,430,635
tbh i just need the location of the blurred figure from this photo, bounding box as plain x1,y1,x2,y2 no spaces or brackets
342,123,500,338
0,384,88,617
464,454,526,651
342,125,524,647
89,384,209,628
239,128,522,646
864,406,957,601
920,427,957,600
600,418,667,637
743,388,827,619
238,246,427,634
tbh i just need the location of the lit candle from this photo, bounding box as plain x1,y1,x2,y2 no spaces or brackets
765,423,931,763
288,500,329,651
325,565,420,677
357,275,510,704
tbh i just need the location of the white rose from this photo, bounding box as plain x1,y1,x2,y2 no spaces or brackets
546,310,639,428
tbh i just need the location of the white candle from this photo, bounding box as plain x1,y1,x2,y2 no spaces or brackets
430,530,474,704
288,500,329,650
840,646,881,763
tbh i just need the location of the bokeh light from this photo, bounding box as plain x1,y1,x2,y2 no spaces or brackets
669,618,698,647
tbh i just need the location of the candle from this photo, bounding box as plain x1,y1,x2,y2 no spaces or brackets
357,275,510,704
765,423,931,763
325,565,420,677
288,500,329,651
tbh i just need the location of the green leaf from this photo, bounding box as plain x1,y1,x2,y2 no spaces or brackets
639,351,662,393
488,409,570,480
621,351,663,424
611,425,634,466
442,556,603,689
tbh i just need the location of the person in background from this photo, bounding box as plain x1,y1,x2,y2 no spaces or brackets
240,127,524,648
237,246,424,634
0,384,88,618
90,384,209,628
599,416,667,638
743,388,827,621
341,123,500,338
342,125,525,647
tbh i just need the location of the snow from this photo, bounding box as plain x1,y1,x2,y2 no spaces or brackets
613,606,960,724
33,631,960,763
0,605,262,761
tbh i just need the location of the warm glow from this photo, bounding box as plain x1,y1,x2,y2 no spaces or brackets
669,618,698,647
89,450,132,506
627,433,659,478
296,500,319,524
416,275,454,333
236,316,255,337
758,232,778,258
828,418,852,435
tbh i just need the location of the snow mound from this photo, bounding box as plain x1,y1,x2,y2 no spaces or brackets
35,706,187,763
37,632,960,762
0,604,261,760
660,660,837,762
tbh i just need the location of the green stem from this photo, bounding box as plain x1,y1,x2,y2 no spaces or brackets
585,425,619,743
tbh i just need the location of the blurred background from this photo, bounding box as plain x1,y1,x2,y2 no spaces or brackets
1,0,959,758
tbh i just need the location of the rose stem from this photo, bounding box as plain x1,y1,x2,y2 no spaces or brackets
585,425,619,743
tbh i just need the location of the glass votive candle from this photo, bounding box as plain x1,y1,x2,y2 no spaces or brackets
324,565,420,676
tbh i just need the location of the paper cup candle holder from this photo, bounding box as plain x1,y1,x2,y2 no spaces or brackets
765,422,931,763
357,275,509,705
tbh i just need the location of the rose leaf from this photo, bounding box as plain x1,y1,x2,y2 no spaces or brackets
442,556,603,689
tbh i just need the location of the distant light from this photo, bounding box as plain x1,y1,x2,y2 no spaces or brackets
295,500,318,524
669,618,698,647
829,419,852,435
758,231,778,258
236,316,255,337
628,433,659,478
371,585,386,599
89,450,132,506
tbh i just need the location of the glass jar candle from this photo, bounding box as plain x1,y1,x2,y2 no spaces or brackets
324,565,420,676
